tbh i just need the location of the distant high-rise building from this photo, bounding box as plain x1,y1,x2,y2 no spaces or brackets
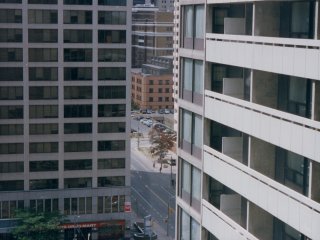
154,0,174,12
176,1,320,240
0,1,132,239
132,5,174,68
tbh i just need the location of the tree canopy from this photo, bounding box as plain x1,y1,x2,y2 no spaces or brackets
11,209,64,240
149,128,176,164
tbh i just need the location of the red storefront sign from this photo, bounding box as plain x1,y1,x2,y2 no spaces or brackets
124,202,131,212
61,220,125,229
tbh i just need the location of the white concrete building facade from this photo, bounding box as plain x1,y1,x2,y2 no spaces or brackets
0,0,131,239
176,1,320,239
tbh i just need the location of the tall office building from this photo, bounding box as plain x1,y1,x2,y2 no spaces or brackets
176,1,320,240
0,0,131,239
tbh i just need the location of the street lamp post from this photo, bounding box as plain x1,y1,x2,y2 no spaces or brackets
166,195,175,237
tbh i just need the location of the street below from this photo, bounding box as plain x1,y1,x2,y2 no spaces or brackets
130,118,176,239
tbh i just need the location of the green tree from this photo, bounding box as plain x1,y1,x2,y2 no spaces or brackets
149,128,176,169
11,209,64,240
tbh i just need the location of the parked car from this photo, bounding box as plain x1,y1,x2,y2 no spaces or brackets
144,119,153,127
158,109,165,114
164,109,170,114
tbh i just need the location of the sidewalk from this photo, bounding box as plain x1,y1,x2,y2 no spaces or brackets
131,136,177,175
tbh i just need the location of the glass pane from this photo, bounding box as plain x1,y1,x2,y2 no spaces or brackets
182,161,191,193
193,114,202,147
183,59,193,91
195,5,204,38
181,210,190,240
194,60,203,94
183,111,192,142
185,6,193,38
192,167,201,200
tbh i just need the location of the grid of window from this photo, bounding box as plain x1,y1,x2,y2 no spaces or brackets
0,143,23,154
29,123,58,135
64,123,92,134
64,159,92,170
98,49,126,62
98,158,125,169
0,124,23,135
98,122,125,133
0,67,22,81
64,86,92,99
29,86,58,100
64,141,92,152
29,161,58,172
0,106,23,119
28,0,57,3
0,200,24,219
0,9,22,23
98,0,126,6
64,67,92,81
64,105,92,118
0,180,23,191
98,176,125,187
29,179,58,190
64,178,92,189
64,10,92,24
0,162,23,173
29,48,58,62
28,29,58,43
29,105,58,118
64,197,92,215
64,48,92,62
98,140,125,151
98,30,126,43
98,67,126,80
98,104,125,117
64,29,92,43
29,142,58,153
0,0,21,2
97,195,125,214
29,67,58,81
0,29,22,42
64,0,92,5
28,9,58,24
98,11,126,25
0,48,22,62
30,198,58,214
0,87,23,100
98,86,126,99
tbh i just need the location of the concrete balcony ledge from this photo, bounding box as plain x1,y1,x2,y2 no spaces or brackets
205,90,320,162
206,33,320,80
206,33,320,47
203,145,320,239
202,199,258,240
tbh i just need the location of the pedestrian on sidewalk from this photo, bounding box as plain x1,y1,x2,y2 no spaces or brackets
159,166,162,173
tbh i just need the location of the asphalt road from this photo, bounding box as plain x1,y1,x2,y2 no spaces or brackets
131,171,176,238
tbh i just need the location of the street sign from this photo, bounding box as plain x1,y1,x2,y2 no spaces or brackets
124,202,131,212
